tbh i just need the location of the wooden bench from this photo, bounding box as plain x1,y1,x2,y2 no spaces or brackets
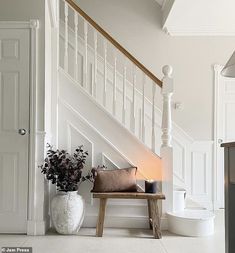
93,192,165,239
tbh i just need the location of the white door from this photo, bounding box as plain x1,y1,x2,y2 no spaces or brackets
215,66,235,209
0,28,30,233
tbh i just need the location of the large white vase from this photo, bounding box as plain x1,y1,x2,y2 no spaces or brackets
51,191,85,234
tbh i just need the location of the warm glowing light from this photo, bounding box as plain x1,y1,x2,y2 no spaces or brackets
136,158,162,181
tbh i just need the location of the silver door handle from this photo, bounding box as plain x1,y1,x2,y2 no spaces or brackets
18,129,27,135
218,139,223,144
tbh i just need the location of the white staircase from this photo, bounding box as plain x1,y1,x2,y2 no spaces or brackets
51,0,215,235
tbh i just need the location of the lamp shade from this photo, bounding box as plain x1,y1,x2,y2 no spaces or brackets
221,51,235,78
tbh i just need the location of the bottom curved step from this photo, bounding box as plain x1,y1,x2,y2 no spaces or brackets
167,209,215,237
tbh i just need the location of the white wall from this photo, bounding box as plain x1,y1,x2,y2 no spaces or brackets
77,0,235,140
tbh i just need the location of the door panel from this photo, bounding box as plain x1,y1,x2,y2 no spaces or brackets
0,28,30,233
0,153,19,213
1,72,19,131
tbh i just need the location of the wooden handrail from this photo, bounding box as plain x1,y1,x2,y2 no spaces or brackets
65,0,163,87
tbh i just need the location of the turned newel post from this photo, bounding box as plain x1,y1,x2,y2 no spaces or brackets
161,65,173,147
161,65,174,217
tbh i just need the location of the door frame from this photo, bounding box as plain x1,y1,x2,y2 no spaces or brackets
0,21,46,235
213,64,224,210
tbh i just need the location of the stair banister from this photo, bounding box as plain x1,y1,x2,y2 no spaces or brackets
161,65,174,215
64,0,162,88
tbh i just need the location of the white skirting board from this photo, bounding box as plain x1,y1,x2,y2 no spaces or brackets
27,220,46,236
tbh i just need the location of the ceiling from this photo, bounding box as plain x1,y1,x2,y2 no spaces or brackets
162,0,235,36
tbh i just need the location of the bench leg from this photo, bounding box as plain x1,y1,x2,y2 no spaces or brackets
96,198,107,237
150,199,162,239
147,199,153,229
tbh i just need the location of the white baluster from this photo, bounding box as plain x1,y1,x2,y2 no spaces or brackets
138,108,142,139
74,12,78,81
93,31,98,98
64,1,68,72
131,65,137,133
161,65,174,215
151,82,156,152
83,21,88,89
142,74,146,143
122,62,127,125
103,40,107,107
113,52,117,116
90,56,93,96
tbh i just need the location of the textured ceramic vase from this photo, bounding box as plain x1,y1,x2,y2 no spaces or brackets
51,191,85,234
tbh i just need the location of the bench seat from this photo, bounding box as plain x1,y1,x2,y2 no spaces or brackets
93,191,165,239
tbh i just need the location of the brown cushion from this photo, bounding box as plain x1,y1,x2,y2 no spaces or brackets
92,167,138,192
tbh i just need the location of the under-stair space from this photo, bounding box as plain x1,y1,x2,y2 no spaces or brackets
59,69,162,180
52,0,215,236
